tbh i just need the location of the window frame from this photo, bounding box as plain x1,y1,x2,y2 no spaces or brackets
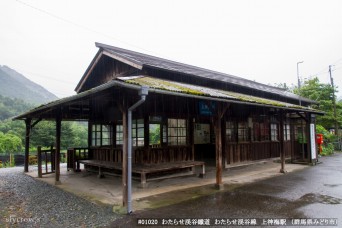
167,118,187,146
91,124,113,147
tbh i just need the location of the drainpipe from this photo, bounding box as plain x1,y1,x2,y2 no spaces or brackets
127,86,149,214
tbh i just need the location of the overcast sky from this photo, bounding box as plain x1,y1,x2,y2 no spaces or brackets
1,0,341,99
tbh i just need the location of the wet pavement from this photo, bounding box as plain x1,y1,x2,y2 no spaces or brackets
110,153,342,227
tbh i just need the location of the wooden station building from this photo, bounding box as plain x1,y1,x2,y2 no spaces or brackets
14,43,322,209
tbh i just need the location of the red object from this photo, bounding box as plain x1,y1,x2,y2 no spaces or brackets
316,134,324,144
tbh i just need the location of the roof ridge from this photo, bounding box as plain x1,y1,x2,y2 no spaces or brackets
95,42,287,93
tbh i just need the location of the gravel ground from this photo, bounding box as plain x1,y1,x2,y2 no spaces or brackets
0,167,120,227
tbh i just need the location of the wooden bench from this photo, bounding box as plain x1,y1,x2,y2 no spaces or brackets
79,160,205,188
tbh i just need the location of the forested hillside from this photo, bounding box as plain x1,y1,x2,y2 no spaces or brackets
0,65,58,104
0,95,33,121
0,65,87,155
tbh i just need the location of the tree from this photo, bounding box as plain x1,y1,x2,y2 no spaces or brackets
293,77,342,130
0,132,23,154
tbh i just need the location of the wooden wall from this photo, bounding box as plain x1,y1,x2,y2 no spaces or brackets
90,145,192,164
225,141,293,165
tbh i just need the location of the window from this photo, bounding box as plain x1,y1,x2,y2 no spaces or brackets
168,119,187,145
270,123,278,141
116,125,123,145
238,122,249,142
132,119,144,147
226,121,235,142
253,122,260,141
260,122,270,141
149,123,160,146
162,124,167,143
91,124,113,146
284,123,291,141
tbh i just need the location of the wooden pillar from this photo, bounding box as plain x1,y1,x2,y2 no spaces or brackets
215,116,223,189
279,110,286,173
215,103,228,190
305,112,312,163
88,121,92,159
122,107,128,207
55,114,61,185
189,116,195,161
24,118,31,173
37,146,42,178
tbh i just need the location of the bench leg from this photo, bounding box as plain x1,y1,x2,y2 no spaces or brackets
199,164,206,178
75,161,81,172
97,167,104,178
140,173,147,188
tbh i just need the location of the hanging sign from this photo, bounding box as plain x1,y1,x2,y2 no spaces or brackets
199,101,216,116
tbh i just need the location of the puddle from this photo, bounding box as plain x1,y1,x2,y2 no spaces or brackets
300,193,342,205
324,183,342,187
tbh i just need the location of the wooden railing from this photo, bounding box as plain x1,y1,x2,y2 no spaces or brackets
37,146,55,178
67,147,89,172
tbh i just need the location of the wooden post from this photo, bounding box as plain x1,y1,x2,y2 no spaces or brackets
88,121,92,159
279,111,286,173
55,115,62,185
189,116,195,161
24,118,31,173
215,116,223,189
37,146,42,178
215,103,229,190
122,107,128,207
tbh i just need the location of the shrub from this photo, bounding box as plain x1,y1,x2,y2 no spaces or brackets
29,155,38,165
316,124,336,156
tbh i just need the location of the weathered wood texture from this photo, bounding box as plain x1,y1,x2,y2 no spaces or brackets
37,146,55,177
89,146,192,164
79,160,205,188
67,147,89,171
225,141,290,164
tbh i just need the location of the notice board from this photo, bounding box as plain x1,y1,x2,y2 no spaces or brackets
194,123,210,144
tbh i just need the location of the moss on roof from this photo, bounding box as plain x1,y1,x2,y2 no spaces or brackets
118,76,317,111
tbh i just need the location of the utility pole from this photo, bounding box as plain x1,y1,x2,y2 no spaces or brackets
297,61,304,106
329,65,338,136
297,61,305,160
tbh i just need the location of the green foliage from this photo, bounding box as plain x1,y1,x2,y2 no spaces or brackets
316,124,336,156
2,154,15,168
0,94,33,121
149,124,160,145
0,132,23,154
0,119,88,154
29,155,38,165
29,121,88,150
294,77,341,130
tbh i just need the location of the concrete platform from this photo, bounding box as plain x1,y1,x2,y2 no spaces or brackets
26,160,308,213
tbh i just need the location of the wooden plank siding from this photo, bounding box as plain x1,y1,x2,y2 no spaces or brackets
225,141,293,165
89,146,192,165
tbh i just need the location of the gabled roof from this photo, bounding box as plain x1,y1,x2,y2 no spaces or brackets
76,42,315,104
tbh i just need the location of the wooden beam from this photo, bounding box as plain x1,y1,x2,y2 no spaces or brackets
37,146,42,178
75,50,103,93
215,103,228,190
24,118,31,173
103,51,143,70
55,113,62,185
31,118,42,128
279,110,286,173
